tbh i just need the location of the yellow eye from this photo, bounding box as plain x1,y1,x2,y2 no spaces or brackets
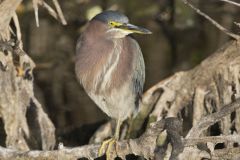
109,21,115,26
109,21,121,27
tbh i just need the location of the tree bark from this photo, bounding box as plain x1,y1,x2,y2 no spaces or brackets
0,0,55,151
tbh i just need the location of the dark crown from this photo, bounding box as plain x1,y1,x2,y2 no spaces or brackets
92,10,129,24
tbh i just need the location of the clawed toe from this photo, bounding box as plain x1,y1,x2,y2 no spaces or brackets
98,138,117,160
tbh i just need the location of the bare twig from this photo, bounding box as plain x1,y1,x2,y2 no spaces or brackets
32,0,39,27
219,0,240,7
12,12,22,49
180,0,240,40
187,98,240,138
41,1,58,21
234,22,240,28
32,0,67,27
52,0,67,25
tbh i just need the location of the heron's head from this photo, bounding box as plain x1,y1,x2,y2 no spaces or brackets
91,10,152,38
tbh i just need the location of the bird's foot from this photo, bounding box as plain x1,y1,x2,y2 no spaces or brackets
98,137,117,160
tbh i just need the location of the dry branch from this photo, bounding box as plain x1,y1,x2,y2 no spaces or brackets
147,39,240,120
41,1,59,21
33,0,39,27
187,97,240,138
52,0,67,25
212,147,240,160
140,39,240,159
12,12,22,48
33,0,67,27
180,0,240,40
184,135,240,146
0,97,239,159
234,22,240,28
0,118,171,160
220,0,240,7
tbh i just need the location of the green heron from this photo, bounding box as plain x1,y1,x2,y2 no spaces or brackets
75,10,151,159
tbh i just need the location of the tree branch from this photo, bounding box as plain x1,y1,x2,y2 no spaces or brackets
187,98,240,138
0,97,239,159
220,0,240,7
33,0,67,27
184,135,240,146
0,118,175,160
52,0,67,25
180,0,240,40
212,147,240,160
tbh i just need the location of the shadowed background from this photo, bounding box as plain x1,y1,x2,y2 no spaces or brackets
16,0,240,146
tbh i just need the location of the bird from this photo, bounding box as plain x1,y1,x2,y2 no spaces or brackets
75,10,151,159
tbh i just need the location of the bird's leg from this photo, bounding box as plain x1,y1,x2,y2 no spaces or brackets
105,119,122,159
114,118,121,140
98,119,122,159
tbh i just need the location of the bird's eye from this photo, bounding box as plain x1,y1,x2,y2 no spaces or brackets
109,21,114,26
109,21,121,27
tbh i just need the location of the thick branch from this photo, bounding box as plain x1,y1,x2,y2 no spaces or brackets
212,147,240,160
184,135,240,146
187,98,240,138
0,118,171,160
0,95,239,159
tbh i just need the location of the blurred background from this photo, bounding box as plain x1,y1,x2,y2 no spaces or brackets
16,0,240,146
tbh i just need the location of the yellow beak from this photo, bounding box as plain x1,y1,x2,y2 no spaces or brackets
116,23,152,34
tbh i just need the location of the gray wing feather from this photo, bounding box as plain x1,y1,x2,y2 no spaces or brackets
130,38,145,108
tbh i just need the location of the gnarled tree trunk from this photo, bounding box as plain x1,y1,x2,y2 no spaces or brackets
0,0,55,151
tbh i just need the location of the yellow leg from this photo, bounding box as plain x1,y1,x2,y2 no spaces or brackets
98,119,123,159
114,118,122,140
